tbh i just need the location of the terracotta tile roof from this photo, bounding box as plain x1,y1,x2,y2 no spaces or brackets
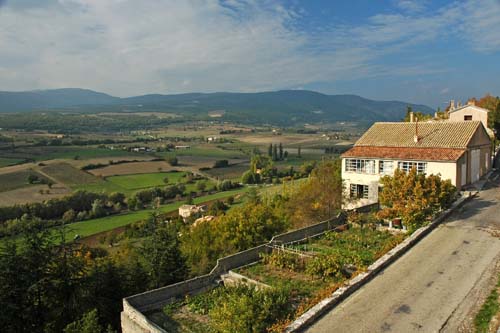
341,146,466,162
355,121,481,148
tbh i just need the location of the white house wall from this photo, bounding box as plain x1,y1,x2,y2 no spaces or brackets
341,158,458,208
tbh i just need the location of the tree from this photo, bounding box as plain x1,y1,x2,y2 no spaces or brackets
62,209,76,223
167,156,178,166
140,214,188,288
279,143,283,160
377,168,456,231
272,144,278,161
163,176,169,184
27,174,39,184
284,151,288,159
64,309,110,333
91,199,106,218
287,160,343,227
268,143,273,157
297,146,301,158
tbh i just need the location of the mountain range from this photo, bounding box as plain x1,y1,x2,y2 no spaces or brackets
0,88,434,125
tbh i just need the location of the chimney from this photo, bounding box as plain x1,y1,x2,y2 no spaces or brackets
450,100,455,111
414,117,419,143
457,101,462,108
409,111,414,123
468,99,475,106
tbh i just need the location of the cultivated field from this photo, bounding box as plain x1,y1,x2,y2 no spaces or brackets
0,169,50,192
88,161,176,177
41,162,100,185
107,171,186,190
0,184,70,207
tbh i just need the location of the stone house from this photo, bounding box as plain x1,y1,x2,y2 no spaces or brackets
341,121,491,208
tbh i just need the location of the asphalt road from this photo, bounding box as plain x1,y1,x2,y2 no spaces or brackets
306,175,500,333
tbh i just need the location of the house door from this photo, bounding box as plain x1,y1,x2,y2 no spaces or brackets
471,149,480,183
461,160,467,186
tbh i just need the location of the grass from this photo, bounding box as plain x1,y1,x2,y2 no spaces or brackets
474,275,500,333
106,171,187,190
0,169,49,192
57,187,250,242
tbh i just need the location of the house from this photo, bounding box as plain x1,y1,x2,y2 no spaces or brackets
341,121,491,208
178,204,207,222
447,100,493,136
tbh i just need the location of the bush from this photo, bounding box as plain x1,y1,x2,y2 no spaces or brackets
209,285,292,333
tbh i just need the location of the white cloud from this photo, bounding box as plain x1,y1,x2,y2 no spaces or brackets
0,0,498,96
394,0,428,13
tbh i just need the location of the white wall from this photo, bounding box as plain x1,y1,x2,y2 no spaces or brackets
342,158,457,208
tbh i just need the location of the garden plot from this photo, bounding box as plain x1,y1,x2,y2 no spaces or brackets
148,227,405,333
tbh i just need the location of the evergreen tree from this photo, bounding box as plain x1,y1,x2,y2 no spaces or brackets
297,146,302,158
279,143,283,160
272,144,278,161
141,214,188,288
268,143,273,157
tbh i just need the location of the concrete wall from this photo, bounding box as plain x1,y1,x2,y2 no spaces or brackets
122,213,347,333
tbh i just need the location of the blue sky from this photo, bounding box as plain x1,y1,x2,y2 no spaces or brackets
0,0,499,109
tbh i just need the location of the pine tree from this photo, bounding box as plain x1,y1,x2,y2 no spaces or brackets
268,143,273,157
279,143,283,160
272,144,278,161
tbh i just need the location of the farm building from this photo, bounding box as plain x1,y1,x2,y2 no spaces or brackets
178,204,207,222
341,120,492,208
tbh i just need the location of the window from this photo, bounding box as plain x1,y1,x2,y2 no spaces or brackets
464,115,473,121
345,159,376,174
350,184,369,199
379,160,394,175
398,161,427,174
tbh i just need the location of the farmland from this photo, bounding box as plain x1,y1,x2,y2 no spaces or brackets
0,169,50,192
106,171,186,190
56,187,249,243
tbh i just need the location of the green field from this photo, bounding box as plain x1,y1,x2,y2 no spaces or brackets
0,169,50,192
58,188,250,241
0,157,25,168
107,172,187,190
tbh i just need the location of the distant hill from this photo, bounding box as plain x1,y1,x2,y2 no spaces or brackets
0,88,434,124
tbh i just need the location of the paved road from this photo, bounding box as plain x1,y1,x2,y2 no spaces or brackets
306,175,500,333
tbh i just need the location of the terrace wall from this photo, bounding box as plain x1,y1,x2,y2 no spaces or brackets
121,212,347,333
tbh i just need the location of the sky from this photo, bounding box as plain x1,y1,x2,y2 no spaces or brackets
0,0,499,109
